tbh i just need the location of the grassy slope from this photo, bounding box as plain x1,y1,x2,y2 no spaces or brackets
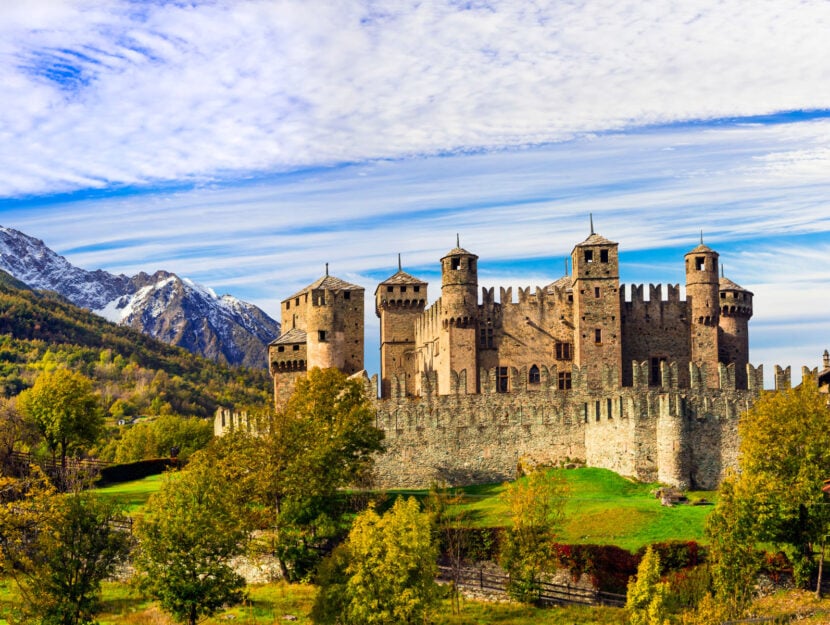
94,474,166,514
394,467,716,551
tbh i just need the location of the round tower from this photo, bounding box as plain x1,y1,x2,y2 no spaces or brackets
438,238,479,393
718,275,753,388
684,242,720,387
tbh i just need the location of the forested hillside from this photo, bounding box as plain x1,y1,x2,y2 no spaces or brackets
0,270,271,418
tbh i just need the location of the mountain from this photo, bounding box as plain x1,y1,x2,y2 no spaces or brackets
0,226,280,368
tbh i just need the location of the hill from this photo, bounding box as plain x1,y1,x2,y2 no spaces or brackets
0,270,271,417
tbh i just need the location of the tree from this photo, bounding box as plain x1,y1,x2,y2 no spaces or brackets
133,458,250,625
0,470,131,625
0,396,37,475
207,367,384,580
626,546,671,625
17,368,103,470
426,482,472,615
709,379,830,591
312,497,439,625
500,468,568,603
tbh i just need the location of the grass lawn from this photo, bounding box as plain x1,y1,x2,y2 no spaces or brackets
94,473,165,514
392,467,715,551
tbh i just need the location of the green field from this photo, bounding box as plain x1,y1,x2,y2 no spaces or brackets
392,467,716,551
94,473,166,514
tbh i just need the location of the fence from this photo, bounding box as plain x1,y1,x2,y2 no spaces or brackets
437,565,626,607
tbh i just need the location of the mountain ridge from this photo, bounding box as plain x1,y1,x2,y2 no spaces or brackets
0,226,280,368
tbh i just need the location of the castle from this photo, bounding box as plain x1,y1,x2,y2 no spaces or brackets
216,228,822,490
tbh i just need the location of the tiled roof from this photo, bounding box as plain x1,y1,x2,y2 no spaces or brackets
378,270,427,286
269,328,307,346
573,233,617,247
545,275,573,292
719,276,751,293
687,243,717,255
286,275,364,300
441,246,478,259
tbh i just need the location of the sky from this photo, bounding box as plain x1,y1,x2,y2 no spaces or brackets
1,0,830,385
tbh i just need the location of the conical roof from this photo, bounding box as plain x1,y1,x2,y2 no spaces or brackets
440,246,478,260
686,243,718,255
378,269,426,286
270,328,307,346
573,232,616,247
544,275,573,292
719,276,752,295
286,274,364,301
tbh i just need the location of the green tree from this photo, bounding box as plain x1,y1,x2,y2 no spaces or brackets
626,546,671,625
17,368,103,470
207,367,384,580
0,471,131,625
0,396,37,474
312,497,439,625
500,468,568,603
133,458,250,625
707,379,830,595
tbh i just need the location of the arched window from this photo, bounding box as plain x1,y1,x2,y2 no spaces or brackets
529,365,541,384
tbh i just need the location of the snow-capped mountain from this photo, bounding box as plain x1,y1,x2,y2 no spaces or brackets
0,226,280,368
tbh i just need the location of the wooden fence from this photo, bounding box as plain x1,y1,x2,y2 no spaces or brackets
437,565,626,608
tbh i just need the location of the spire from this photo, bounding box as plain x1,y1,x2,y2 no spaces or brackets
565,258,569,276
456,233,460,248
700,230,704,245
721,264,724,278
590,213,594,235
325,262,329,277
397,253,402,271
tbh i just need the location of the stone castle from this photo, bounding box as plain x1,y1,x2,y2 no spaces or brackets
216,228,825,490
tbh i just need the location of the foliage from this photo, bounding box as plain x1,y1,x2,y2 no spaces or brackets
97,415,213,463
500,469,567,603
0,469,131,625
637,541,706,576
0,395,37,474
17,368,103,469
0,280,271,416
554,543,640,594
625,546,670,625
312,497,439,625
133,459,250,625
206,367,384,581
427,482,473,615
705,473,762,619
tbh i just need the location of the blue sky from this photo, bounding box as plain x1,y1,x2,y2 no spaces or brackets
2,1,830,383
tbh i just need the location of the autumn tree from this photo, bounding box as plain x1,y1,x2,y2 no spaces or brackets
500,468,568,603
17,368,103,470
626,546,671,625
0,396,37,475
206,367,384,580
133,458,250,625
0,470,131,625
312,497,439,625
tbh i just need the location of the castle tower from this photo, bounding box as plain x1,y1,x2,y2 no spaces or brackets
571,226,622,388
269,269,364,406
375,257,427,398
439,239,479,394
685,242,720,387
718,274,753,389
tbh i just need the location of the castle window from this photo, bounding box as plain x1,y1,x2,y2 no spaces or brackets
400,286,406,293
594,287,600,298
497,367,509,393
318,330,327,342
285,301,290,309
600,249,609,263
556,342,573,360
344,291,351,300
387,285,394,292
650,356,667,386
529,365,540,384
414,285,420,292
451,258,461,270
293,344,300,351
295,297,300,306
594,329,602,344
695,256,705,271
277,346,285,352
479,328,494,348
595,400,601,421
584,250,593,263
607,398,613,419
558,372,572,390
720,292,726,299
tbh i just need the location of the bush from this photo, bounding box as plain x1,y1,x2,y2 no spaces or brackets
98,458,176,484
639,541,707,575
555,544,640,594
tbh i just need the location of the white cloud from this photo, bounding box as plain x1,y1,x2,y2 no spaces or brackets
2,1,830,197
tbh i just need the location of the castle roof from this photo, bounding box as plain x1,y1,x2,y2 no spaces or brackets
686,243,718,255
378,270,427,286
441,246,478,260
573,232,616,247
544,275,573,292
286,274,364,301
270,328,307,346
719,276,751,294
